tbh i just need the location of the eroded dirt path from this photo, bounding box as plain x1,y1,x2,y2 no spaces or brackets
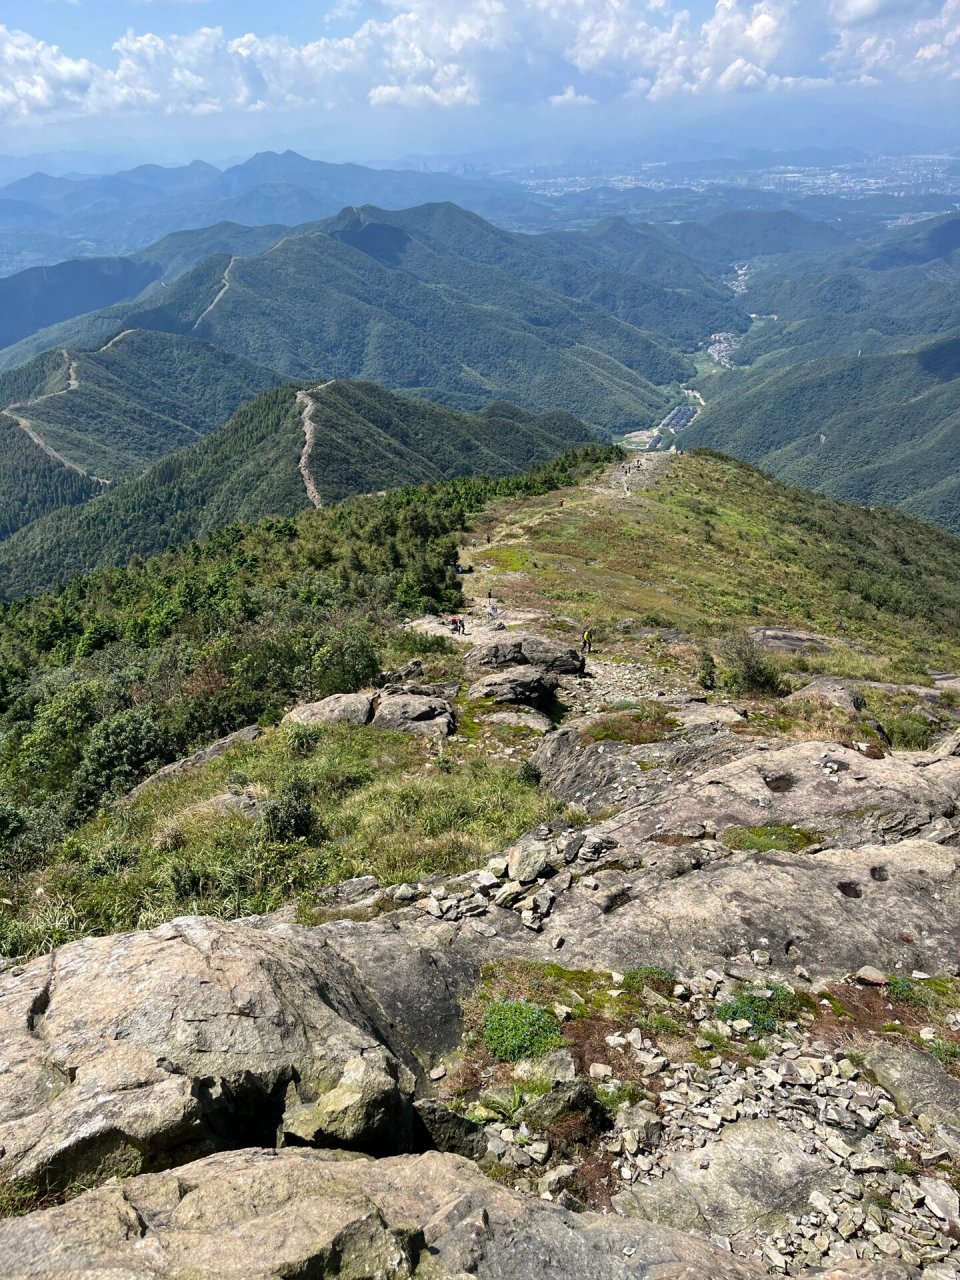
296,382,335,509
0,348,99,479
192,257,238,332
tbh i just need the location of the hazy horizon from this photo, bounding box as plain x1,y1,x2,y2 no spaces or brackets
0,2,957,169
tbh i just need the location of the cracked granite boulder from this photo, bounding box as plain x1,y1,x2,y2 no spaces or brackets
0,915,472,1189
0,1146,911,1280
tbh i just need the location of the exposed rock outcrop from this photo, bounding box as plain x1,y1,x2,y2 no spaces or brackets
468,664,559,708
466,633,584,675
0,1146,832,1280
0,916,472,1189
282,692,374,727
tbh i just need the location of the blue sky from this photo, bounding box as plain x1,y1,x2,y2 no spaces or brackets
0,2,957,161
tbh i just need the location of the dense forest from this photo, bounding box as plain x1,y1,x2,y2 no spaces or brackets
688,333,960,531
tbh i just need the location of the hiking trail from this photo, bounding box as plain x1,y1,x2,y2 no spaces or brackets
0,348,101,480
296,382,335,510
192,257,238,332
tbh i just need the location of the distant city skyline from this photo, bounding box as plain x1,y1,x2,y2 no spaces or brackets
0,2,957,161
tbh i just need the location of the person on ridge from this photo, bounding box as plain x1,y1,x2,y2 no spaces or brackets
581,627,593,654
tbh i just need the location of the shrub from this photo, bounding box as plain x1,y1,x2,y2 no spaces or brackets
311,623,381,700
695,648,717,691
716,983,807,1033
722,823,818,853
516,760,541,787
720,632,785,697
72,708,168,817
263,778,318,842
622,965,676,996
882,713,934,751
482,1000,563,1062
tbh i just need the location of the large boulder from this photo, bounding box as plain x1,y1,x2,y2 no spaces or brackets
469,664,558,708
466,633,584,676
0,916,473,1189
282,693,374,727
372,693,454,738
613,1119,834,1238
0,1146,799,1280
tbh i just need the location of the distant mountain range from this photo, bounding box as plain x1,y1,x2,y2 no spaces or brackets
0,151,545,276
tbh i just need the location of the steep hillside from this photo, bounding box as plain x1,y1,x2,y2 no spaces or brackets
687,334,960,529
0,332,282,540
0,381,597,597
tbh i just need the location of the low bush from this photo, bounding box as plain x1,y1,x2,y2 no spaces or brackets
482,1000,564,1062
722,823,818,853
720,632,785,697
716,983,808,1033
622,965,676,996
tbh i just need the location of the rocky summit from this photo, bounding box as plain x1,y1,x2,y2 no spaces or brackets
1,457,960,1280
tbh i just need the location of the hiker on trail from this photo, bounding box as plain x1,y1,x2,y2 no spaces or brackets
450,615,460,634
581,628,593,655
458,617,467,634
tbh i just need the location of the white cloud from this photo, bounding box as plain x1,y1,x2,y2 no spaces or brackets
0,1,956,125
548,84,596,105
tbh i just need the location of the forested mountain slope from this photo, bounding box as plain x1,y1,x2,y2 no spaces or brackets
0,203,741,431
687,333,960,530
0,332,281,540
0,380,596,598
0,222,294,350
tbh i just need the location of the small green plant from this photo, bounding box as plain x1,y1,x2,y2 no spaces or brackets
285,723,324,757
716,983,808,1033
482,1000,564,1062
887,975,934,1006
722,823,818,853
928,1037,960,1068
593,1081,645,1112
622,965,676,996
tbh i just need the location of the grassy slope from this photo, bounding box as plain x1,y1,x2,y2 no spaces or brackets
0,381,596,598
465,451,960,681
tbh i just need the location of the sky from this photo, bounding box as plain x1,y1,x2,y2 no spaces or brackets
0,1,958,163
